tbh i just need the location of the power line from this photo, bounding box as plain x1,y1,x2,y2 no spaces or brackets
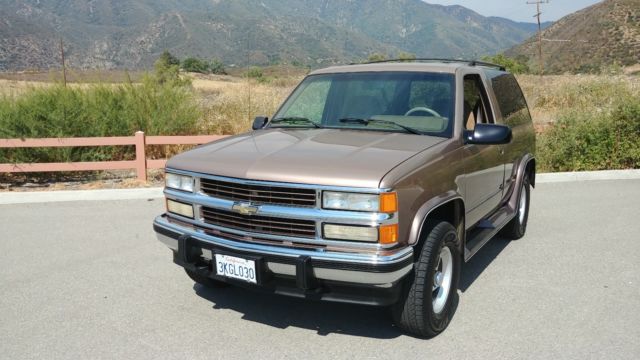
527,0,549,75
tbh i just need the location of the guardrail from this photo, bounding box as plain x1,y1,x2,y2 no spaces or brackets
0,131,227,181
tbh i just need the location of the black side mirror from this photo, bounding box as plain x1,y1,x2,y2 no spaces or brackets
464,123,512,145
252,116,268,130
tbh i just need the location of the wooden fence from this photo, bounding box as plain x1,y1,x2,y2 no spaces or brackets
0,131,227,181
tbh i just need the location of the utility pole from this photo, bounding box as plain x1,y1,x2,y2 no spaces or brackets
527,0,549,76
59,38,67,87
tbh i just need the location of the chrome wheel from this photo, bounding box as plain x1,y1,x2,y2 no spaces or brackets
518,186,527,224
432,246,453,314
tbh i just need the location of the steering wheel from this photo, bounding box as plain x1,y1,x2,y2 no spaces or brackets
405,106,441,117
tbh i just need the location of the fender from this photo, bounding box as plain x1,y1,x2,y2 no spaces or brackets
506,153,535,212
407,191,464,247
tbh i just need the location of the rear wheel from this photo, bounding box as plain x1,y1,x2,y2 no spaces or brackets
500,175,531,240
392,220,461,338
184,269,229,288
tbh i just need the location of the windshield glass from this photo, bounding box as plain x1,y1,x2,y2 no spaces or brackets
271,72,455,137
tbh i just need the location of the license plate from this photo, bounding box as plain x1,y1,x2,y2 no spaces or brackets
214,254,257,284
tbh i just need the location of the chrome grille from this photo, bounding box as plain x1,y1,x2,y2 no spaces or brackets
201,206,316,238
199,178,316,207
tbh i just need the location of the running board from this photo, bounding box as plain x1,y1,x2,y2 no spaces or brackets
464,205,516,261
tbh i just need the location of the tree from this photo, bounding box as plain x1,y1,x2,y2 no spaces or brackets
481,54,530,74
158,50,180,67
367,53,388,62
209,58,227,75
397,52,417,61
181,57,210,74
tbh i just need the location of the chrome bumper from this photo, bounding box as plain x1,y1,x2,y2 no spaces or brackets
154,215,414,286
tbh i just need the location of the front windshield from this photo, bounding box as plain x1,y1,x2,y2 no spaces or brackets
271,71,456,137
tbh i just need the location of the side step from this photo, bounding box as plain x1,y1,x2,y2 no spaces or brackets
464,205,516,261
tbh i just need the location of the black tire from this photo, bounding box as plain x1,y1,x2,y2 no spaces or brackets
500,175,531,240
184,268,229,288
392,220,461,338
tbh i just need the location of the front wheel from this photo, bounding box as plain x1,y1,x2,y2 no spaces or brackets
392,220,461,338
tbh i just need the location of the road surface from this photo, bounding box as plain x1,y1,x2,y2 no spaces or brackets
1,180,639,359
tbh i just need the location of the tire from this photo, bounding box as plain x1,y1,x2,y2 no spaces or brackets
392,220,461,338
184,268,229,288
500,175,531,240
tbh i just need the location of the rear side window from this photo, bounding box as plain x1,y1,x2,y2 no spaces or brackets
488,72,531,127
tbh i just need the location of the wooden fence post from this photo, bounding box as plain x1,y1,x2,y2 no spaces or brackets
134,131,147,182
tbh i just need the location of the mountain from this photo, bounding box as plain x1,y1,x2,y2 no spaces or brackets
507,0,640,74
0,0,543,71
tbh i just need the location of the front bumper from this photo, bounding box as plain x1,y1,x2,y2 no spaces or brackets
154,215,414,305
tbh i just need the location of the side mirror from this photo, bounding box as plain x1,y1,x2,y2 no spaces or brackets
252,116,268,130
464,123,512,145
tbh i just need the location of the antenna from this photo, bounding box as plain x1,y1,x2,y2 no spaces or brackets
527,0,549,76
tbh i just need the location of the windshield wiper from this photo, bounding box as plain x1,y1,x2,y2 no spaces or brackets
338,118,423,135
270,117,322,128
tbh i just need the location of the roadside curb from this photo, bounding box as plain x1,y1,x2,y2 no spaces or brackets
0,187,163,205
536,169,640,183
1,170,639,205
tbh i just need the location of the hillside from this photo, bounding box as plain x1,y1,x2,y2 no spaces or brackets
507,0,640,74
0,0,541,70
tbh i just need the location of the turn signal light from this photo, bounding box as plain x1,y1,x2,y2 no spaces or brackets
379,224,398,245
379,192,398,213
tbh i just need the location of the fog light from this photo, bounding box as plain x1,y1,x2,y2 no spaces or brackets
323,224,378,242
166,199,194,218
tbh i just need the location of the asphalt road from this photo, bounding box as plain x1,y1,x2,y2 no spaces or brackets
1,180,639,359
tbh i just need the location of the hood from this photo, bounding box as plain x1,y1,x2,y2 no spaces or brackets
167,129,445,188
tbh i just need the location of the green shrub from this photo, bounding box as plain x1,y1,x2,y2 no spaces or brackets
0,73,201,165
537,97,640,172
247,66,264,79
482,54,530,74
181,57,210,74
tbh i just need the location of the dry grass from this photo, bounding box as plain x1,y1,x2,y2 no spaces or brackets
517,74,640,130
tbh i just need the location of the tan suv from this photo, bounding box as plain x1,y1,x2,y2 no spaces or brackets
154,59,536,338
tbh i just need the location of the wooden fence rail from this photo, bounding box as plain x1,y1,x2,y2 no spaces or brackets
0,131,227,181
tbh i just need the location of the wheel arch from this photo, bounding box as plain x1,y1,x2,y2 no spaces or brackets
409,194,466,258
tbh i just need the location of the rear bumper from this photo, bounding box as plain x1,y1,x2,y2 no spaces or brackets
154,215,414,305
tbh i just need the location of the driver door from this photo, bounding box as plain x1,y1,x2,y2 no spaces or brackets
462,74,506,226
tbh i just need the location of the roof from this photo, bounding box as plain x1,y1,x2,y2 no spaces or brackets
309,60,506,76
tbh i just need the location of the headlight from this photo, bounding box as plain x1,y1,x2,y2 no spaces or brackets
166,199,194,218
166,173,194,192
322,191,397,212
323,224,378,242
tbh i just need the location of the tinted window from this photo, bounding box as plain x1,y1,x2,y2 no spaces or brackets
487,71,531,126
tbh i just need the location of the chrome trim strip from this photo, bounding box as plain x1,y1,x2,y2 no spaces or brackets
165,188,392,224
154,216,413,265
166,168,392,193
164,213,396,250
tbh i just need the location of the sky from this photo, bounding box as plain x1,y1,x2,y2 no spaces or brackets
424,0,602,23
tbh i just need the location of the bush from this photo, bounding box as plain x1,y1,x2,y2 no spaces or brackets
181,57,210,74
537,97,640,172
0,70,201,165
247,66,264,79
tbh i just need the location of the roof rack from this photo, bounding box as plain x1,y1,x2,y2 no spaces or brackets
351,58,506,71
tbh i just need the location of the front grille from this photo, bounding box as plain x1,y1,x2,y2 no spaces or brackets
201,206,316,238
200,178,317,207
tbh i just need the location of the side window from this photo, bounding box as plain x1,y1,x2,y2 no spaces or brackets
280,79,331,123
463,74,494,130
489,72,531,127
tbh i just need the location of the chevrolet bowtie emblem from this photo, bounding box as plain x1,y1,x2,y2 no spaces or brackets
231,202,259,215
